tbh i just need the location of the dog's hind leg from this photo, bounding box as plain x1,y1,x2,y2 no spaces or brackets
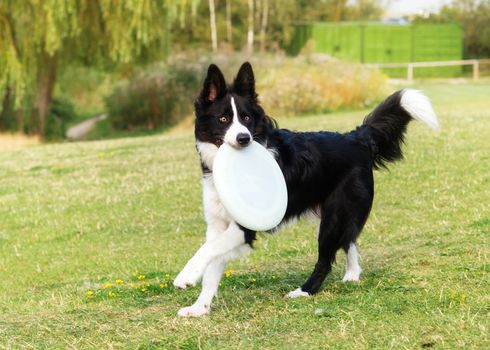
342,242,362,282
286,171,372,298
286,212,343,298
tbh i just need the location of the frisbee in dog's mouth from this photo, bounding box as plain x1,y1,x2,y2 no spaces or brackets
213,141,288,231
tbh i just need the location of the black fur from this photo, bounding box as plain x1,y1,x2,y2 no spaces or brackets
361,91,414,169
194,62,426,295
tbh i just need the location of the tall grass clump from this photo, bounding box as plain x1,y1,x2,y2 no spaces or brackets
257,55,388,116
104,53,388,131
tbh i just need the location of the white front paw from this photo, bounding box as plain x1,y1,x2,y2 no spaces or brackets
173,273,196,289
177,305,210,317
285,287,310,298
173,267,201,289
342,269,361,282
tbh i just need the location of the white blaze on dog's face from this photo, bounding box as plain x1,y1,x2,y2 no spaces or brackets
223,97,252,148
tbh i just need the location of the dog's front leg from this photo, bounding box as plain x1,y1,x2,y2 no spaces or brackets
173,174,228,289
173,222,245,289
177,243,251,317
173,225,222,290
176,256,226,317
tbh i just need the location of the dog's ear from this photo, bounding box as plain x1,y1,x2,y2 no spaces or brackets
233,62,256,98
199,64,226,104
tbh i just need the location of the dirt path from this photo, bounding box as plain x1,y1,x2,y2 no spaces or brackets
66,114,107,141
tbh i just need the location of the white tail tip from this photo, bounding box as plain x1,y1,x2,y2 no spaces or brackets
400,89,440,131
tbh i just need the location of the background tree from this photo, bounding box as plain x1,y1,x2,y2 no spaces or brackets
0,0,193,137
346,0,386,21
208,0,218,51
170,0,385,54
247,0,254,53
226,0,233,43
259,0,269,53
1,0,388,139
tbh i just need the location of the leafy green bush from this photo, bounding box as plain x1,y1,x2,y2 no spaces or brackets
104,53,388,131
105,62,204,130
45,97,78,140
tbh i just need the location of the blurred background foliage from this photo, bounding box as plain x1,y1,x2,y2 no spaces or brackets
104,53,388,133
0,0,489,141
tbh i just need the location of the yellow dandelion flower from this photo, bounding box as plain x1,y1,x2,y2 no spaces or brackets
115,279,124,284
108,291,116,298
137,274,145,280
103,283,113,288
159,283,167,288
86,290,94,296
225,269,236,278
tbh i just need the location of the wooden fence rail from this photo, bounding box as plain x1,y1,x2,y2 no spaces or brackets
366,59,490,82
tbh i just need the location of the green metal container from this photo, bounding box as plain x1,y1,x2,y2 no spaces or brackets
310,23,362,61
289,22,463,78
363,23,412,76
412,23,463,77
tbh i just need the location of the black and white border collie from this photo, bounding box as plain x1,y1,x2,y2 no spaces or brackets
173,62,439,317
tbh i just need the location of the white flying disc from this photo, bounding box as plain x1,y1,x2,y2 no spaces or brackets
213,141,288,231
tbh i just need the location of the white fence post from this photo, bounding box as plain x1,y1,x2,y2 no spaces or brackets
473,60,479,81
407,64,414,83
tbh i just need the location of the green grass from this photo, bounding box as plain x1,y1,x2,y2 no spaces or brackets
0,81,488,349
83,118,171,141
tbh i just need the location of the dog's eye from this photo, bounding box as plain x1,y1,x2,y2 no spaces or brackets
219,116,229,123
243,116,250,122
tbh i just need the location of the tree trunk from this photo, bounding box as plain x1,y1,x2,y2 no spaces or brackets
208,0,218,52
333,0,345,21
0,86,11,129
32,52,57,137
247,0,254,54
226,0,232,43
259,0,268,53
15,110,24,133
255,0,261,34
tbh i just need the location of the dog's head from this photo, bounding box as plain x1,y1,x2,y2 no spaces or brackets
194,62,276,149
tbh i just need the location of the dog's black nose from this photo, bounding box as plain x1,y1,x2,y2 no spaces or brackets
236,133,251,146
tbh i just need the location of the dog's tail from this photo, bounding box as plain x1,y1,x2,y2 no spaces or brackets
360,89,439,169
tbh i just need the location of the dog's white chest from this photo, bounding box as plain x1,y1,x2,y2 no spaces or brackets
202,175,231,224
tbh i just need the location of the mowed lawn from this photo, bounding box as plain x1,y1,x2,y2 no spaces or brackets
0,81,488,349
